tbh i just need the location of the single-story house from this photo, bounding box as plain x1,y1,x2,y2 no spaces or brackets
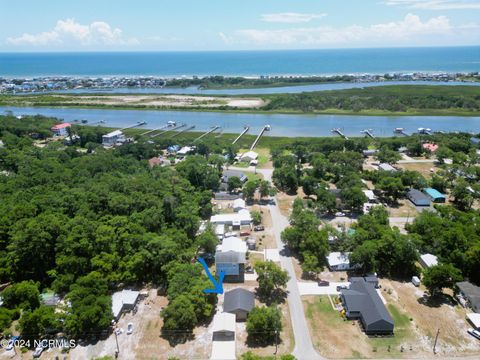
102,130,126,147
112,289,140,320
214,192,243,201
422,143,439,153
210,209,252,228
233,198,246,212
378,163,397,172
327,252,358,271
350,276,379,288
424,188,446,203
362,149,378,157
221,170,248,185
363,190,377,203
407,189,431,207
177,146,193,156
467,313,480,330
341,279,394,335
215,237,247,282
456,281,480,313
239,151,258,163
419,253,438,268
51,123,71,136
223,288,255,321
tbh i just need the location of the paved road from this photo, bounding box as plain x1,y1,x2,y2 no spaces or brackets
268,202,323,360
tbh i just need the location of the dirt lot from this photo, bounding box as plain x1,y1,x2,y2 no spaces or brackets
69,289,212,360
47,94,265,109
387,199,419,218
303,279,480,359
396,161,438,179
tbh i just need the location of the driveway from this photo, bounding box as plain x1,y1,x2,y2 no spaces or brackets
268,203,323,360
298,281,350,296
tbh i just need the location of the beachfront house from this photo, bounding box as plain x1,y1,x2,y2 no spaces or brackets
102,130,126,147
340,278,394,335
215,236,247,282
423,188,446,203
51,123,71,136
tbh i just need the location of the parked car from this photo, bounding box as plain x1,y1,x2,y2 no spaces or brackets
318,280,330,287
467,328,480,340
127,323,134,335
254,225,265,231
33,340,48,358
335,212,346,217
336,285,348,291
240,231,250,236
245,265,254,274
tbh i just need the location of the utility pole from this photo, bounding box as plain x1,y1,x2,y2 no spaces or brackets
433,328,440,354
114,329,120,358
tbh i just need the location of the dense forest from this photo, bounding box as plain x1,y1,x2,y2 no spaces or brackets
264,85,480,113
0,115,219,340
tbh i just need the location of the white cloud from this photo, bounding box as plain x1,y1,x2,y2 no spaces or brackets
7,19,139,47
261,12,327,24
384,0,480,10
230,13,477,47
219,32,233,45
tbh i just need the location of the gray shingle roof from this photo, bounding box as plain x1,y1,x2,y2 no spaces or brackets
342,280,394,333
457,281,480,312
223,288,255,313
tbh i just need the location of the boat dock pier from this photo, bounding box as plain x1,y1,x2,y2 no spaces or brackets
361,129,375,139
141,123,171,136
394,128,410,136
331,128,349,140
194,126,220,142
418,127,432,135
232,126,250,145
151,123,186,138
170,125,195,138
120,121,147,131
250,125,271,150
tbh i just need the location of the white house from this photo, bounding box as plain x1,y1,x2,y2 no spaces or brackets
326,252,357,271
363,190,377,203
211,312,236,360
378,163,397,172
233,198,246,212
210,209,252,228
419,253,438,268
239,151,258,163
112,289,140,320
177,146,193,156
215,237,247,282
102,130,126,147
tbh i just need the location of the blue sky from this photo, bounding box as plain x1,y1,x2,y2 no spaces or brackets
1,0,479,51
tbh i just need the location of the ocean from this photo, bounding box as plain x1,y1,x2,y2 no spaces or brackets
1,47,479,77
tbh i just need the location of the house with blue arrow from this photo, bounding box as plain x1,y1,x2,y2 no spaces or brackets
215,236,247,283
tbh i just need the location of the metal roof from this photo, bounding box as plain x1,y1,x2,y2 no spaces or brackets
212,312,236,333
407,189,431,205
223,288,255,313
424,188,446,199
457,281,480,312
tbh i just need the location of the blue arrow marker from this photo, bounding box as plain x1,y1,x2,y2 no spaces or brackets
198,257,224,294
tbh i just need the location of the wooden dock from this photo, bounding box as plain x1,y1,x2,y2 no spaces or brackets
120,121,147,131
232,126,250,145
151,123,186,138
361,129,375,139
170,125,195,138
250,125,271,150
194,126,220,142
331,128,349,140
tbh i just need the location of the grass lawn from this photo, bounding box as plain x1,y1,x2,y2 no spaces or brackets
303,295,416,359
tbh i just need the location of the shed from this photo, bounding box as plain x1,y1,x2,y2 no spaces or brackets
362,149,378,157
424,188,446,203
456,281,480,313
419,254,438,268
407,189,431,207
223,288,255,321
467,313,480,330
341,280,394,335
412,276,421,287
212,312,236,341
378,163,397,172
